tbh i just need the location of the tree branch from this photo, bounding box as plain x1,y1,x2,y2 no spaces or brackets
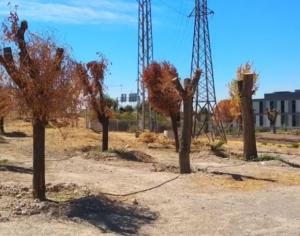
190,69,202,92
0,48,25,89
16,20,31,68
54,48,64,70
172,77,185,98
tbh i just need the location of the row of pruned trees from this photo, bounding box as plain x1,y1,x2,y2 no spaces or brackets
0,12,113,200
0,12,265,200
142,61,262,170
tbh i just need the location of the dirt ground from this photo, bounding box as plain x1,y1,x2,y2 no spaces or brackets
0,120,300,236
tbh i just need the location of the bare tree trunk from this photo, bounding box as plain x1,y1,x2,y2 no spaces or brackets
237,119,242,137
101,117,109,152
179,83,193,173
173,70,201,174
267,110,278,134
170,113,179,153
237,74,258,160
32,118,46,201
0,117,4,135
272,122,276,134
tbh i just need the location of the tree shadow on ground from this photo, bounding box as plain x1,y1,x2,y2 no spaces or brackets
211,171,276,182
114,150,154,163
210,149,229,159
4,131,28,138
65,195,158,235
279,159,300,168
0,164,33,174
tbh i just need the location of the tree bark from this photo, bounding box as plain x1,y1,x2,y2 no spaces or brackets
267,110,278,134
179,81,193,174
170,113,179,153
172,70,201,174
32,118,46,201
271,122,276,134
238,74,258,160
101,116,109,152
0,117,4,135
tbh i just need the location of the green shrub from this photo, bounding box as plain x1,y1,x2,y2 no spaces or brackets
252,155,280,162
210,140,226,151
289,143,299,149
0,159,8,164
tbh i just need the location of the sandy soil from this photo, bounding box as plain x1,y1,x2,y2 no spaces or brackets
0,120,300,235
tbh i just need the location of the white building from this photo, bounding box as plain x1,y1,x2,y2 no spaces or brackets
253,90,300,128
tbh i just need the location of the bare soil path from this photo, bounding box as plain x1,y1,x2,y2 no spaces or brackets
0,120,300,235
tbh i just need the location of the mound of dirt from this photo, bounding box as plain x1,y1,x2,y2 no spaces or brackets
0,183,93,219
151,163,180,173
84,149,155,163
0,184,31,198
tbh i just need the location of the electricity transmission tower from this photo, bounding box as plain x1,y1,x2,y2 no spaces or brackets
137,0,154,131
190,0,226,141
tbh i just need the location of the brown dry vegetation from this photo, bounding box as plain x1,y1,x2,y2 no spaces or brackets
0,119,300,235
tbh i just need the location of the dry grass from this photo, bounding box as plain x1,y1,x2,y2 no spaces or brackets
3,118,300,194
139,131,157,144
192,170,300,192
138,131,174,146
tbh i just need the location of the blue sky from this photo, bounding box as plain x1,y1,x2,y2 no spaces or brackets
0,0,299,101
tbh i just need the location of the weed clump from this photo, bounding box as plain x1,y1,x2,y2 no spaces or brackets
289,143,299,149
251,155,280,162
139,131,157,144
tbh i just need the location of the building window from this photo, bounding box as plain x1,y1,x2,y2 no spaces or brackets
292,115,296,127
292,100,296,113
270,101,274,110
281,115,285,126
259,101,263,114
281,100,285,113
259,116,263,126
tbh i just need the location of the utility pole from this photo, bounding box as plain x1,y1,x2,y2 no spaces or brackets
137,0,153,131
190,0,226,141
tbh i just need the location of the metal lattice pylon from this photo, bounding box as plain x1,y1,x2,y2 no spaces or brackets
137,0,154,131
190,0,226,141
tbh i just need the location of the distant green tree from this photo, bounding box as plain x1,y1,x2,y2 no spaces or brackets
120,105,134,113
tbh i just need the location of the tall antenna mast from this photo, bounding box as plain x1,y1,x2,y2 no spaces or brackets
190,0,226,141
137,0,153,131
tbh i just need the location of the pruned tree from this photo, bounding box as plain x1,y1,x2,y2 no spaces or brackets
76,57,113,152
173,69,202,174
142,62,181,152
0,12,79,200
237,73,258,160
228,63,259,134
266,108,279,134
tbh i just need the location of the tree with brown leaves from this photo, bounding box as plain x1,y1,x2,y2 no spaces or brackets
142,62,181,152
0,12,79,200
215,100,235,128
215,99,241,131
76,57,113,152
